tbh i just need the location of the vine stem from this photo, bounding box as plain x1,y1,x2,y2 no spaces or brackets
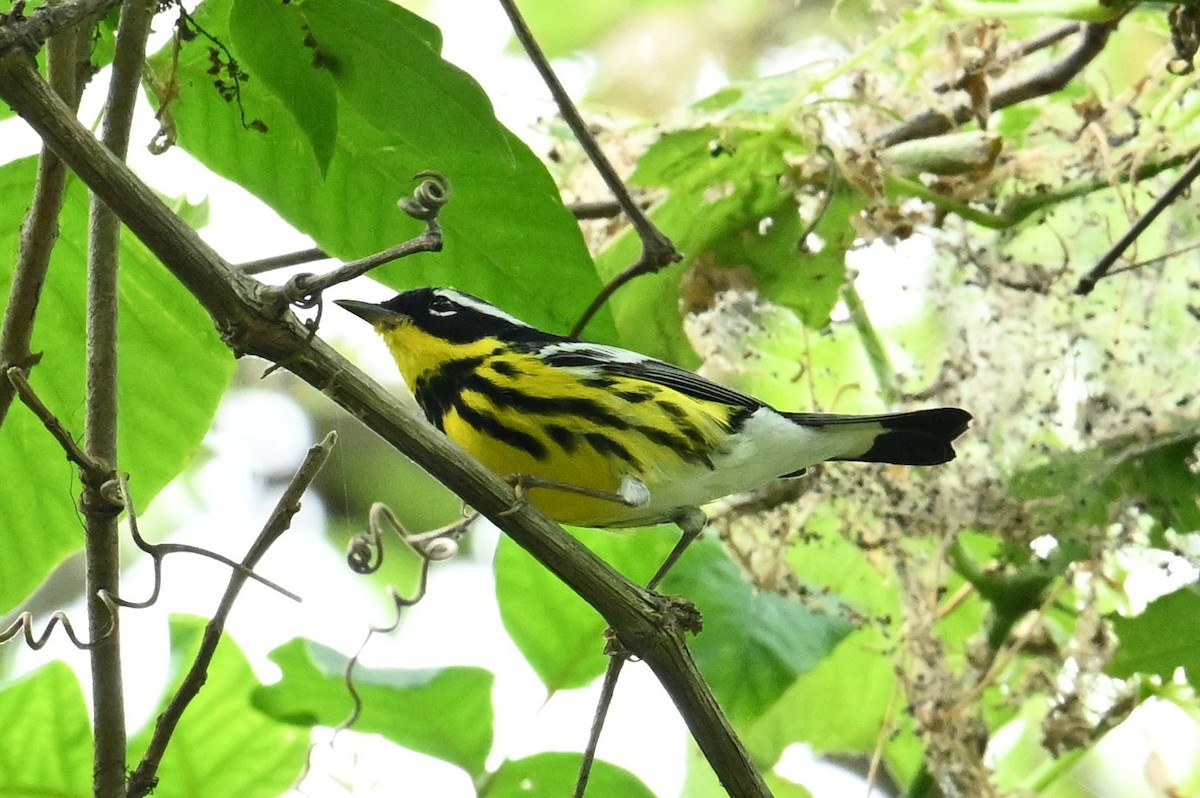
84,1,157,794
841,280,898,404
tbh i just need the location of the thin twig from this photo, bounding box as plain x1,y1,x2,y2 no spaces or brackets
0,474,300,651
880,20,1120,147
1092,240,1200,279
119,471,303,605
6,366,106,476
237,246,329,275
0,27,87,427
842,281,898,404
574,657,626,798
262,174,449,314
127,431,337,798
569,199,624,220
1010,21,1083,61
1074,146,1200,295
271,230,442,311
932,22,1081,94
496,0,681,337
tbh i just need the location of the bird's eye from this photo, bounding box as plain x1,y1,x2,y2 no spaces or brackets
428,294,457,317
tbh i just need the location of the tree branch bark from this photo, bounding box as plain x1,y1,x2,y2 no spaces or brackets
83,1,156,793
0,50,769,798
0,0,124,57
0,27,86,426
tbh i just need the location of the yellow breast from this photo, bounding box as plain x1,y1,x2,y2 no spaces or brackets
379,323,737,526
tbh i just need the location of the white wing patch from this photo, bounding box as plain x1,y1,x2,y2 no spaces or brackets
536,341,762,410
534,340,651,365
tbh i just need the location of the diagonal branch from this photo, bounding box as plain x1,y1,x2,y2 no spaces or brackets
879,20,1121,148
127,432,336,798
6,366,107,477
1073,146,1200,295
0,51,769,798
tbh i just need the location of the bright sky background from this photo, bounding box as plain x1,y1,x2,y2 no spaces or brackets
5,2,1199,796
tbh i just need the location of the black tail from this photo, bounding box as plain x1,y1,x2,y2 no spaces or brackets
785,407,972,466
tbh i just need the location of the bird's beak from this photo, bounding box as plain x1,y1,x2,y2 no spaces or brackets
334,299,404,327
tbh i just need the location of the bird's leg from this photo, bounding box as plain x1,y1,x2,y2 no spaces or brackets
498,473,651,517
646,506,707,590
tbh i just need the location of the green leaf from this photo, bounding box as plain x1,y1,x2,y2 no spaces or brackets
128,617,309,798
494,526,676,692
486,752,656,798
1009,426,1200,540
499,528,851,714
744,626,894,761
743,506,901,763
0,662,91,795
596,124,817,362
0,158,235,613
147,0,612,341
1108,582,1200,688
295,0,508,165
659,537,854,724
230,0,338,176
253,637,494,776
710,191,857,328
766,773,816,798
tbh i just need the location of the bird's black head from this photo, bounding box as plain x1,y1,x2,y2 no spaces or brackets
335,288,547,344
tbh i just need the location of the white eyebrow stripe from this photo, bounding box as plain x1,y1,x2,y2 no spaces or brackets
534,341,652,365
435,289,531,327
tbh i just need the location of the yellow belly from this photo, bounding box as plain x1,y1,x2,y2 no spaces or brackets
442,405,644,526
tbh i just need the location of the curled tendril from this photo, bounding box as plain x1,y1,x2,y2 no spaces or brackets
323,503,474,751
99,477,126,508
0,474,300,652
346,502,471,575
397,171,451,221
346,530,382,575
422,536,459,561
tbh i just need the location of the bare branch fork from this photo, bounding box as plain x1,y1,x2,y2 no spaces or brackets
127,431,337,798
1,366,299,639
6,358,313,795
0,48,768,798
495,0,682,339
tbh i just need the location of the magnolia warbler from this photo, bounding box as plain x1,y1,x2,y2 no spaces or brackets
336,288,970,536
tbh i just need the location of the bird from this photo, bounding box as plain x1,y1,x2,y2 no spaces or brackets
336,288,971,543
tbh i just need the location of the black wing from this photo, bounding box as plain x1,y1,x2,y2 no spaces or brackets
534,341,764,410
